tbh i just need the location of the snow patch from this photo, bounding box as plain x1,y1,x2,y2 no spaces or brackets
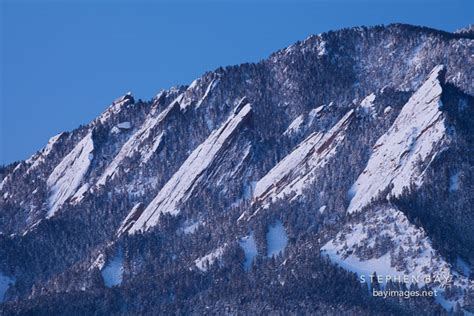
323,206,450,285
101,251,124,288
239,233,258,271
309,105,325,119
117,203,144,237
317,40,327,56
266,221,288,257
181,220,202,235
110,126,121,135
318,205,327,214
196,78,220,109
71,183,89,204
141,131,164,163
98,93,134,124
449,172,460,192
90,254,106,271
117,121,131,129
322,205,473,311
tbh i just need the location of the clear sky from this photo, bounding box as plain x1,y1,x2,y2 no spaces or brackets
1,0,472,165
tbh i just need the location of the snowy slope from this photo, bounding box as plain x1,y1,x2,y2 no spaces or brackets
124,102,253,234
322,205,473,309
323,206,452,285
46,132,94,217
348,65,448,213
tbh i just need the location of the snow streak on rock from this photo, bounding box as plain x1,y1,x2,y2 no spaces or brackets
125,103,253,234
116,203,144,237
348,65,447,213
196,77,219,109
46,132,94,218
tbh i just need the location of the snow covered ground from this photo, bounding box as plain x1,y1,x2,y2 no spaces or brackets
322,205,473,311
266,221,288,257
181,219,203,235
239,233,258,271
101,251,124,288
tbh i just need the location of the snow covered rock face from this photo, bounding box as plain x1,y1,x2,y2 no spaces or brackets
96,100,178,187
125,102,253,234
46,132,94,217
252,109,354,212
348,65,448,213
0,24,473,314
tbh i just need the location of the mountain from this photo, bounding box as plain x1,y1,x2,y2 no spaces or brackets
1,23,473,315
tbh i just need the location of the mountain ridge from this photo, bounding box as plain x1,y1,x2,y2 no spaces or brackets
1,23,473,315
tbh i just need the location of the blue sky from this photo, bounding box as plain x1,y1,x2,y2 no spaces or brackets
1,0,472,165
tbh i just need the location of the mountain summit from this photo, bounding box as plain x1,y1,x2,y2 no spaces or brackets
1,24,473,315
